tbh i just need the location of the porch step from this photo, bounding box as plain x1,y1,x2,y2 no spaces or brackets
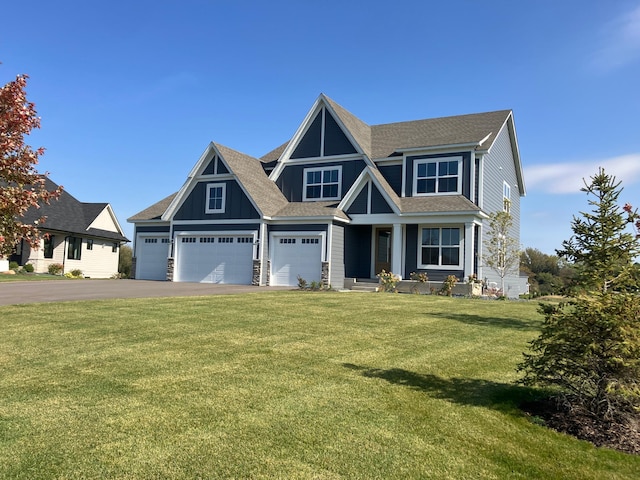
346,278,379,293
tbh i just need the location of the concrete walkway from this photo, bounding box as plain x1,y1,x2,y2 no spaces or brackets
0,279,291,306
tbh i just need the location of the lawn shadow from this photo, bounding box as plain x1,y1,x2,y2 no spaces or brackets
428,311,539,331
343,363,539,412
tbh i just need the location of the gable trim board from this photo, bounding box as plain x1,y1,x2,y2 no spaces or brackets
128,95,525,296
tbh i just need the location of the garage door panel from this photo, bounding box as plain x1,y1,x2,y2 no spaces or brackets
271,236,322,286
136,236,169,280
176,235,253,284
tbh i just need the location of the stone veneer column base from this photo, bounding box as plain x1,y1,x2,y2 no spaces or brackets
130,258,137,279
166,257,174,281
321,262,329,288
252,260,260,286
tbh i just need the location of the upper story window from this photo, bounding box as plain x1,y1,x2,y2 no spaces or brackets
419,226,461,268
413,157,462,196
503,181,511,213
205,183,226,214
303,166,342,201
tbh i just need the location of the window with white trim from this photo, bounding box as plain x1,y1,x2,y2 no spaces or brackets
419,227,461,268
303,166,342,201
414,157,462,195
503,181,511,213
205,183,226,213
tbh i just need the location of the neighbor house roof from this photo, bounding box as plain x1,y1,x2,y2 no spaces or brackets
127,192,177,222
18,177,129,242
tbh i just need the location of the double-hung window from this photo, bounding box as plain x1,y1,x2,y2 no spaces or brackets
303,166,342,201
205,183,226,214
419,227,461,268
44,235,55,259
414,157,462,195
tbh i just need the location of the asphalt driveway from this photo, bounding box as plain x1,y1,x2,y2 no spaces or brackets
0,279,292,305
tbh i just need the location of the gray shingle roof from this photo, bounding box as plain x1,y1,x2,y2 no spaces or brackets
17,177,129,241
127,192,177,221
213,143,289,217
399,195,481,214
273,201,350,221
370,109,512,159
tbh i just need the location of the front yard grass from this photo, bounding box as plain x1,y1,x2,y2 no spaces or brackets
1,292,638,479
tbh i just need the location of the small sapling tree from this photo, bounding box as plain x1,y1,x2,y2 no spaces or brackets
485,211,521,296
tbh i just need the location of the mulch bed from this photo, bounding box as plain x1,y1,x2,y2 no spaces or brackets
520,397,640,455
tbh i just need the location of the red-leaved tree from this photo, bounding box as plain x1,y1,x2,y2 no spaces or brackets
0,72,62,257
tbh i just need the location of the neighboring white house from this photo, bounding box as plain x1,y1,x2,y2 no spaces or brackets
9,177,129,278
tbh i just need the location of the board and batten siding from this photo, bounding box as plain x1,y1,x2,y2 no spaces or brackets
330,224,345,289
480,122,524,297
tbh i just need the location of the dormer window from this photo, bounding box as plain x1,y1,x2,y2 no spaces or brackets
413,157,462,195
303,166,342,201
205,183,226,213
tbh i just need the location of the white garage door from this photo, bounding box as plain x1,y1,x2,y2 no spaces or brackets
176,235,254,284
136,236,170,280
271,236,322,286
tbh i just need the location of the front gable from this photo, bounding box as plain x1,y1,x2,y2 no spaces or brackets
162,143,264,222
340,167,400,216
87,205,126,235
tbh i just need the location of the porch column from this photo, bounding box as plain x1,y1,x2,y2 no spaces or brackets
391,223,403,279
464,222,474,281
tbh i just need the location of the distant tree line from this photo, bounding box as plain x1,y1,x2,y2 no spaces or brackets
520,247,575,296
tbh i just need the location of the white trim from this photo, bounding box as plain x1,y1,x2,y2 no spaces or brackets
199,173,234,181
416,224,464,270
205,183,226,214
373,157,403,165
278,153,363,165
464,222,474,277
366,180,372,215
477,155,484,209
337,167,401,215
172,219,261,226
412,156,463,196
302,165,343,202
391,223,403,279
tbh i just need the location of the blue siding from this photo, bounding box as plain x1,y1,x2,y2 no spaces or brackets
291,112,322,159
371,185,393,214
346,185,368,214
378,165,402,196
173,223,260,233
136,225,170,233
174,180,260,220
324,111,357,156
276,160,367,202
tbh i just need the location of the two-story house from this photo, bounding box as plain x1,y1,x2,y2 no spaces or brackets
128,94,525,296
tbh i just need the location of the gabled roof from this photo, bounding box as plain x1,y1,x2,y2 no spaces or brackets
158,142,289,221
127,192,177,222
18,177,128,242
370,109,512,158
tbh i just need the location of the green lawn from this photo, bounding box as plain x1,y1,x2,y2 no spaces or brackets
1,292,637,479
0,273,66,282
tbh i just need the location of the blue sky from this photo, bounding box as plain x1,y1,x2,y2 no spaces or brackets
2,0,640,254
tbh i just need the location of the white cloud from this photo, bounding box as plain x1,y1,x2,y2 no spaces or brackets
591,4,640,71
525,153,640,194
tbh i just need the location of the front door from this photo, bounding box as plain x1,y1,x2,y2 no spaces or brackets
374,228,392,275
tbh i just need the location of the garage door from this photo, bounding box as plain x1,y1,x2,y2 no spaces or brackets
136,236,170,280
175,235,254,284
271,236,322,286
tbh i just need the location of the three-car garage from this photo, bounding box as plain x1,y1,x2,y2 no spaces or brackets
134,230,325,287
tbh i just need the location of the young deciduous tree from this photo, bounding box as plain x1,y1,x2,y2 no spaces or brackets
484,211,520,296
0,72,62,257
518,169,640,419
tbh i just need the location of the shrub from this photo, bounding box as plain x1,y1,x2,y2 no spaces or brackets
377,270,399,293
48,263,63,275
297,275,308,290
23,263,34,273
70,269,83,278
9,261,19,270
440,275,458,296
